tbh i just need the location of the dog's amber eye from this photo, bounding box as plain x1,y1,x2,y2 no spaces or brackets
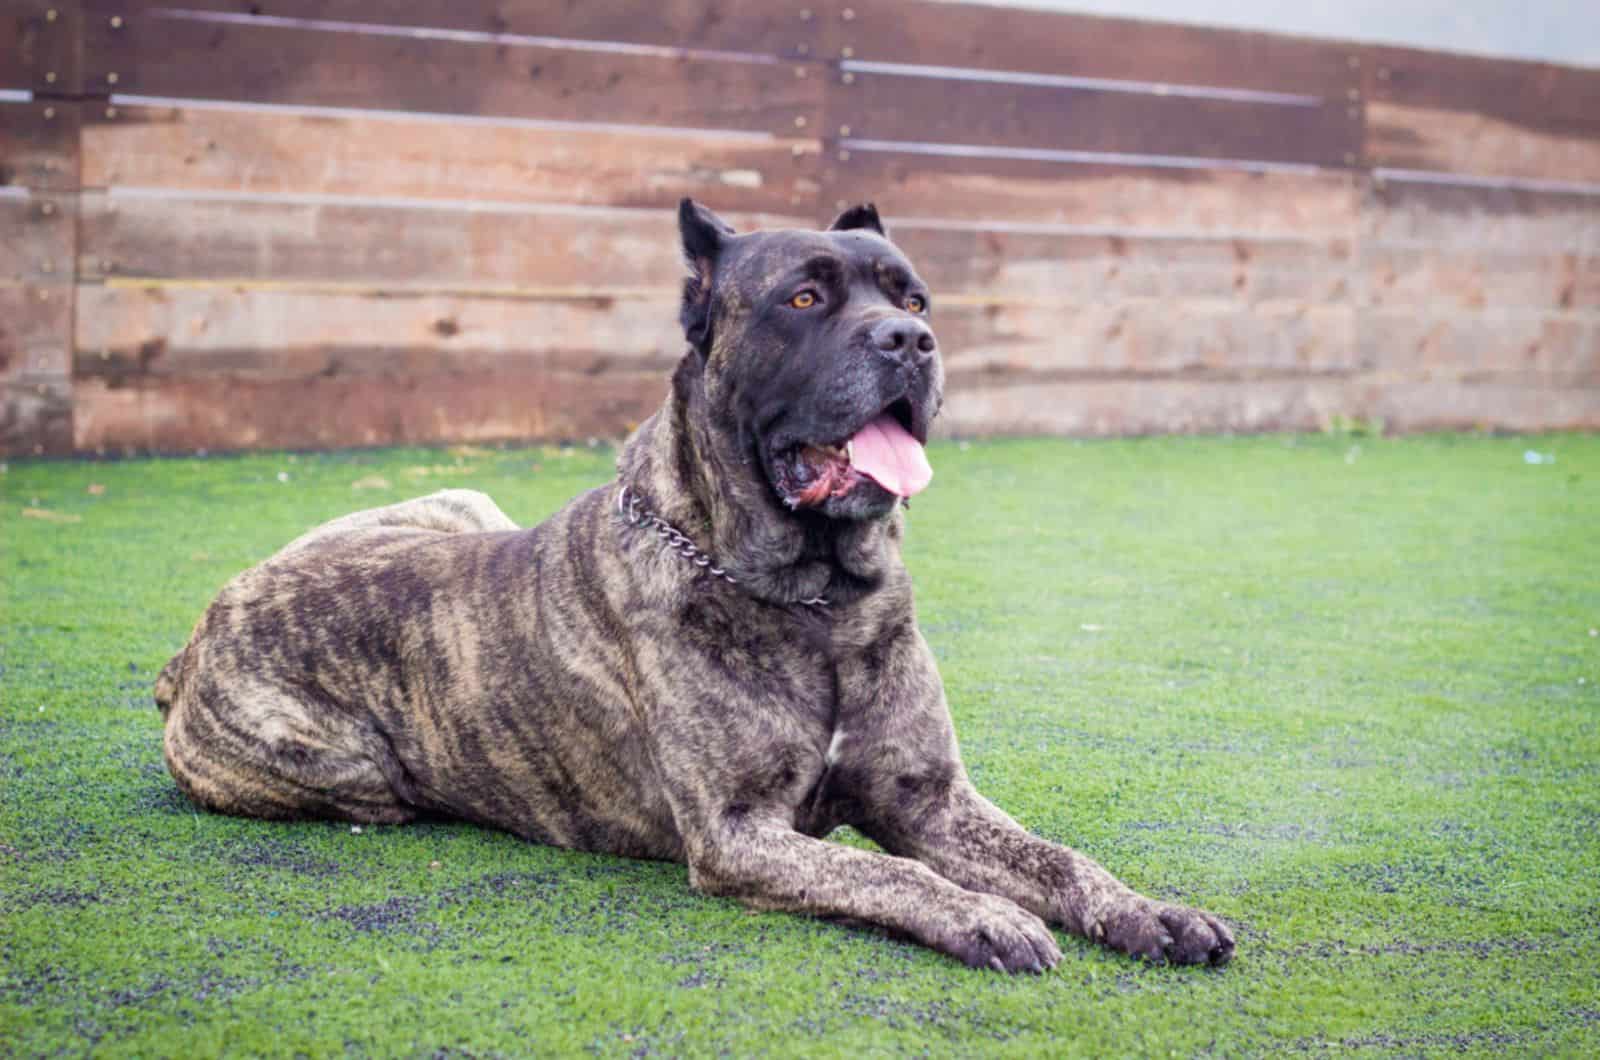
790,291,817,309
906,295,926,313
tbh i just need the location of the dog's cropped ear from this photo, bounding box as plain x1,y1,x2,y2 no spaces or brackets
828,202,886,238
678,199,735,354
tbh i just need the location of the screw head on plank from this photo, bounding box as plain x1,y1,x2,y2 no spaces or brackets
46,8,58,21
794,115,807,128
43,106,55,119
841,71,855,84
842,7,855,20
111,16,124,28
799,8,813,20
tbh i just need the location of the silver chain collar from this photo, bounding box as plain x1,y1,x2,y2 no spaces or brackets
615,482,829,608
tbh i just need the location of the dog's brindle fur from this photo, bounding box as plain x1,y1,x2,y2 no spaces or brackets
156,201,1234,971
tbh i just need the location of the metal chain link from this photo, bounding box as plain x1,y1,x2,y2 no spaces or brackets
616,483,828,608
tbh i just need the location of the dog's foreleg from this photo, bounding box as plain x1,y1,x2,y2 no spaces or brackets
684,814,1062,972
863,778,1235,966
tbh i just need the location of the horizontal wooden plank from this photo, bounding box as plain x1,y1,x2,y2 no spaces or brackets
828,0,1358,99
823,151,1358,235
1365,247,1600,313
829,71,1358,168
889,227,1352,303
0,100,80,190
1367,101,1600,185
937,375,1600,437
935,301,1355,377
0,284,71,379
78,194,804,288
0,377,73,455
1367,44,1600,144
1,0,81,94
72,370,668,453
1361,381,1600,431
1363,179,1600,253
0,192,76,285
937,377,1358,437
86,0,821,59
1358,310,1598,382
74,285,685,380
80,103,819,213
83,10,821,134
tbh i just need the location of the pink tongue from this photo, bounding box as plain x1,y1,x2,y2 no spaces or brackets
849,413,933,498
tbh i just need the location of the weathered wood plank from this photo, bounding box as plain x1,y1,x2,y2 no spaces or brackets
79,104,819,213
0,378,73,455
935,301,1355,377
937,377,1359,437
74,286,685,380
0,100,80,190
1365,247,1600,313
890,227,1352,303
78,194,804,288
0,283,71,379
829,70,1358,168
1358,310,1598,383
0,192,76,285
1,0,81,95
82,10,822,134
1363,178,1600,253
1364,380,1600,432
86,0,822,59
938,375,1600,437
826,0,1357,99
822,152,1358,235
72,370,669,453
1367,101,1600,184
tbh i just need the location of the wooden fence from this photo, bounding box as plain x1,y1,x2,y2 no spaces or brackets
3,0,1597,455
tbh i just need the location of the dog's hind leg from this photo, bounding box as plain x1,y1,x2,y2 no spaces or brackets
162,667,416,825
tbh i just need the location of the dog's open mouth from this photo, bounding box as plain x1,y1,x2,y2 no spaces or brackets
772,398,933,509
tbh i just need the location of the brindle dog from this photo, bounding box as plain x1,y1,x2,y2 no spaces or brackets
156,200,1235,971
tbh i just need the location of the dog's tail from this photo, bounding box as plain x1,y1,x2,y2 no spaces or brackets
153,648,186,719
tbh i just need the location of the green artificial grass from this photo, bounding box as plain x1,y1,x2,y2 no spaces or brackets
2,434,1597,1057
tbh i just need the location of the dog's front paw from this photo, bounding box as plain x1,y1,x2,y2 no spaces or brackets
935,893,1063,973
1094,897,1235,966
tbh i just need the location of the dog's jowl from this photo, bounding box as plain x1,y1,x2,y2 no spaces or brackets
156,201,1234,971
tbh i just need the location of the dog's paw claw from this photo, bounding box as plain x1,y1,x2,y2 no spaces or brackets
1098,899,1235,967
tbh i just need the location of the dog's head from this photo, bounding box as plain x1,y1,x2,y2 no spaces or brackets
677,199,944,522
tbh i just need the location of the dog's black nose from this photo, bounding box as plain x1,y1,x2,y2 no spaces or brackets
870,318,937,362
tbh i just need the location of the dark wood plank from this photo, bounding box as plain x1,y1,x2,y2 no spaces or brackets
829,69,1359,168
1,0,81,95
1366,100,1600,183
0,100,80,190
83,9,822,134
825,0,1358,99
1367,43,1600,143
78,194,804,289
0,192,76,285
823,150,1358,235
71,370,669,453
80,103,819,213
87,0,823,59
74,286,685,381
